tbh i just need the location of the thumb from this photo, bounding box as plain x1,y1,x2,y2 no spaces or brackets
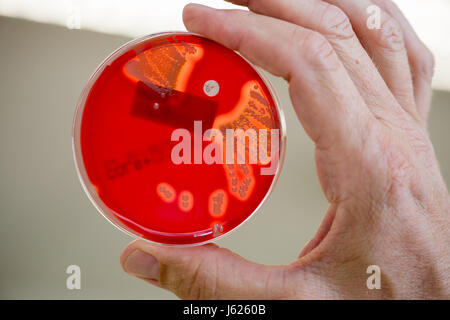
120,240,297,299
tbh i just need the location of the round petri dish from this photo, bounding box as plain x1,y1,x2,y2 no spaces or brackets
72,32,286,245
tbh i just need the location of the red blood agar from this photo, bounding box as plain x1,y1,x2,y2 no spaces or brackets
73,33,286,245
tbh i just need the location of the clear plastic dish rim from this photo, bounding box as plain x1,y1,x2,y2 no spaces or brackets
72,31,287,247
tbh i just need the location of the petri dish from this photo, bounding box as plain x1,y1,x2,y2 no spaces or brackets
72,32,286,245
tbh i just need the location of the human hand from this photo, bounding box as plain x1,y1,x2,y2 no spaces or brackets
120,0,450,299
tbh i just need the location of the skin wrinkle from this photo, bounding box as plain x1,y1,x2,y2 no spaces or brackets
287,262,328,298
303,31,341,71
281,265,302,299
209,254,221,299
328,17,353,38
279,268,295,300
187,257,209,299
262,267,273,299
376,17,405,52
320,4,355,40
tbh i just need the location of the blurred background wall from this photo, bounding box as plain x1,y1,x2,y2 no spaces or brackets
0,1,449,299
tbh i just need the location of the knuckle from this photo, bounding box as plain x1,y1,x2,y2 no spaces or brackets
375,15,405,51
302,31,340,70
402,124,433,155
320,4,354,40
415,47,435,79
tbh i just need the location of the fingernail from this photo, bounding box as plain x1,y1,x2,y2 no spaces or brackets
124,250,160,280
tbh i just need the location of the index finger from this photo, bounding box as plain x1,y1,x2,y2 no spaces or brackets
183,4,373,151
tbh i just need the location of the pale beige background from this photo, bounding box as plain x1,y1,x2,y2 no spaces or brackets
0,16,448,299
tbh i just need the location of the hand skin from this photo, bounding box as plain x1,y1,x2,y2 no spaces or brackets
120,0,450,299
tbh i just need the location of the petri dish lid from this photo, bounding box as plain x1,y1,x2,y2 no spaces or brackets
73,32,286,245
